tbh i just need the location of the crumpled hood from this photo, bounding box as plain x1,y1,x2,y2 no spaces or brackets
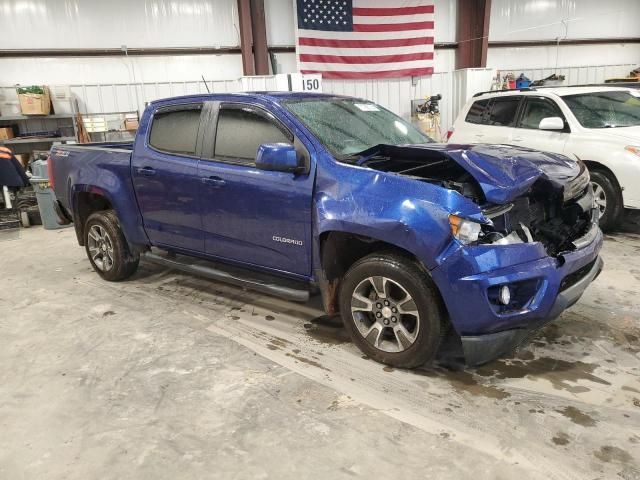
431,143,580,204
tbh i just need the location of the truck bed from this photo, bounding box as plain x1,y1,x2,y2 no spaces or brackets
49,141,147,245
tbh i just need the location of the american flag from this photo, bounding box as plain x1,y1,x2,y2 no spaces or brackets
295,0,435,79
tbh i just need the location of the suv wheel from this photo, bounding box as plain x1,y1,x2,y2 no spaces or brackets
85,210,139,281
590,170,622,232
339,253,445,368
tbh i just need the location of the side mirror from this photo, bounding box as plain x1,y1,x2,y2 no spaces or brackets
255,143,300,173
538,116,565,131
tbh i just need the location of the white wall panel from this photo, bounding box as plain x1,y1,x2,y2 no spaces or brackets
490,0,640,41
433,0,457,44
1,79,241,117
271,52,298,74
488,44,640,70
0,0,239,49
0,55,244,85
501,64,636,85
1,62,633,141
265,0,296,46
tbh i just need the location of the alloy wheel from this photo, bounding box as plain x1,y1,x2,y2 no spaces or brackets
350,276,420,353
591,181,607,217
87,224,115,272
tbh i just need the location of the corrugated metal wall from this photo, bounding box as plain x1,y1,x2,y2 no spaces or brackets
2,63,634,140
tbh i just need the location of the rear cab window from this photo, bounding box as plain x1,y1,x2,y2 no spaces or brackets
149,103,203,156
211,104,293,165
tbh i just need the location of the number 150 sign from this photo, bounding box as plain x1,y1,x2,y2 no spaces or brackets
291,73,323,93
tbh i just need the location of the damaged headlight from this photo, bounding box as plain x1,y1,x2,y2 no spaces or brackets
564,160,590,202
449,215,482,244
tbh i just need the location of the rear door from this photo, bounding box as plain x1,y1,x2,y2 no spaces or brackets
511,96,569,154
131,102,205,251
197,102,314,276
452,97,491,143
482,95,522,144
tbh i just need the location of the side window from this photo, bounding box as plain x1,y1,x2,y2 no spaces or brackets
465,99,490,124
487,96,521,127
518,97,565,129
213,106,292,164
149,104,202,155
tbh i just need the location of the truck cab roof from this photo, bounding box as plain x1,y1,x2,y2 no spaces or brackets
148,91,351,107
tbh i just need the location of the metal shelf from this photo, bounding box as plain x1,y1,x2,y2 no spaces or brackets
0,114,75,121
0,136,76,145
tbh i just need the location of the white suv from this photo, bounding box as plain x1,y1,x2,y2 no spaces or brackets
448,86,640,230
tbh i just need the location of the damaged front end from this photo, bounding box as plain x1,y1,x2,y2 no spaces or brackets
478,161,594,257
354,143,596,258
351,143,603,365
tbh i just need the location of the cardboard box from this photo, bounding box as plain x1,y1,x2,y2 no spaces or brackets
17,86,51,115
124,118,139,131
0,127,15,140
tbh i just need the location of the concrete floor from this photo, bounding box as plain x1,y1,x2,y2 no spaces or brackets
1,224,639,480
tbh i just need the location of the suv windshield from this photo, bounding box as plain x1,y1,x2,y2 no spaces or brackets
283,97,431,160
562,90,640,128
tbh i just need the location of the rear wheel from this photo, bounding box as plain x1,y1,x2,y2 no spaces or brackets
590,170,622,232
85,210,139,281
339,253,445,368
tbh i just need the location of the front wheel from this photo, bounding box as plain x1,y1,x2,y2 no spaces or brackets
339,253,445,368
590,170,622,232
84,210,139,281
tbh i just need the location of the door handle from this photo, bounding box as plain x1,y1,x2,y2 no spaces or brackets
512,137,524,141
136,166,156,176
202,176,226,187
475,134,485,137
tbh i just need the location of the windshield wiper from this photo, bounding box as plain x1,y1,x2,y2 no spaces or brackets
339,153,363,163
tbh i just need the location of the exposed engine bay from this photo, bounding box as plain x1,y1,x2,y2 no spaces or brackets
355,144,595,257
480,181,593,256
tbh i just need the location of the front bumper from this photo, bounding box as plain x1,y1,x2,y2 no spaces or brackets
460,255,603,365
431,222,604,365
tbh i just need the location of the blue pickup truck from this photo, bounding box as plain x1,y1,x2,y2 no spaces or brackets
49,92,603,367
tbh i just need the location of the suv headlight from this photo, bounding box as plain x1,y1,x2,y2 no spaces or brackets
449,215,482,244
625,145,640,157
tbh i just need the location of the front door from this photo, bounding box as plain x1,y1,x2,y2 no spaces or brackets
197,103,314,276
131,102,205,251
511,96,569,154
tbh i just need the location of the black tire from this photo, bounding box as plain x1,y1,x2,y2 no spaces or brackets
590,170,622,232
84,210,139,281
339,253,446,369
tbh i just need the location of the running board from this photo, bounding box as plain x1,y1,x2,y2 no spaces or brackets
142,251,310,303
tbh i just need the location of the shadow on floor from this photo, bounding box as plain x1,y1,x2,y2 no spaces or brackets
620,208,640,234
